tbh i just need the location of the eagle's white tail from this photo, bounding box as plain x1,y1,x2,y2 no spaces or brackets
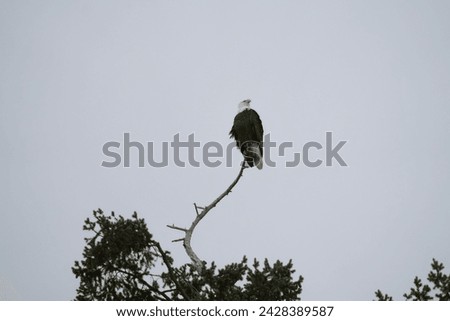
254,147,263,170
256,155,263,169
245,143,263,170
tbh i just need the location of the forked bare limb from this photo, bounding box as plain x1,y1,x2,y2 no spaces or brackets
167,162,247,272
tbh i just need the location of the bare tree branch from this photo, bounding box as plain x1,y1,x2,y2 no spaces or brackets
167,162,247,272
167,225,187,232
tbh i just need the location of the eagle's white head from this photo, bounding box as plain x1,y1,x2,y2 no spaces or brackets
237,99,251,113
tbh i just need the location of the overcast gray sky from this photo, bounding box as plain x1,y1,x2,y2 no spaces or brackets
1,0,450,300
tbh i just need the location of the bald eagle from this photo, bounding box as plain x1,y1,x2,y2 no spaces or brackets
229,99,264,169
